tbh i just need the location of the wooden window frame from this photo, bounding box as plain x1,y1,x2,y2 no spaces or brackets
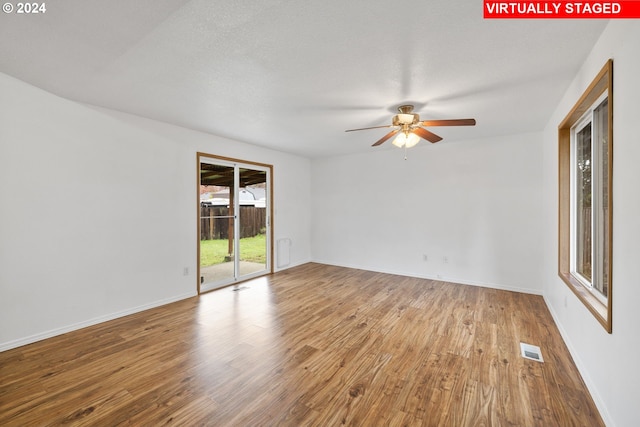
558,59,613,333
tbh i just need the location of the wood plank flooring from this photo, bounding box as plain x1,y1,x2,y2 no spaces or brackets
0,263,603,426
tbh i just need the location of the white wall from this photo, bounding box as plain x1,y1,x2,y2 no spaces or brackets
541,21,640,427
0,73,312,351
311,131,544,294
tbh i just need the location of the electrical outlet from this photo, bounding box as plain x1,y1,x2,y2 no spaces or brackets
423,254,428,262
183,267,189,276
443,256,448,264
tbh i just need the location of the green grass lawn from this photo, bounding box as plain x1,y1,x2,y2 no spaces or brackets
200,234,266,266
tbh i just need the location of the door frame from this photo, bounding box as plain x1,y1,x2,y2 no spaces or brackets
196,152,274,294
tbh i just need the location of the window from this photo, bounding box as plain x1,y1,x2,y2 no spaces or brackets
571,95,609,299
559,59,612,333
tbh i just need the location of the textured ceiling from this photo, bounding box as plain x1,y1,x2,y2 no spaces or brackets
0,0,607,157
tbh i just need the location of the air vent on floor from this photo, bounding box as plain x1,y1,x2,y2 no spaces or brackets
232,286,249,292
520,342,544,362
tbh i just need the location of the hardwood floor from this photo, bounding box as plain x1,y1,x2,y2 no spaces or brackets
0,263,603,426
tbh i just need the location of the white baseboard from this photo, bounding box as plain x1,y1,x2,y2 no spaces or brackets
311,259,543,295
274,257,311,272
0,292,196,352
543,295,615,427
0,260,314,353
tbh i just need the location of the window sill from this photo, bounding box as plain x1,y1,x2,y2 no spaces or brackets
559,271,610,332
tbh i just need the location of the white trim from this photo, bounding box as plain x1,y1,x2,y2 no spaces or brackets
543,294,615,427
273,258,310,272
311,260,543,295
0,292,196,352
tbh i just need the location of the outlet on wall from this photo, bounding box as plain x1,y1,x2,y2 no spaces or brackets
423,254,428,262
183,267,189,276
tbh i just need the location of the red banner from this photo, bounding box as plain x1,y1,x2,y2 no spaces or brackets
484,1,640,18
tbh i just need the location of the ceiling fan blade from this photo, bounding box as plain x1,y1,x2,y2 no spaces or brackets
345,124,395,132
372,129,399,146
412,127,443,143
420,119,476,127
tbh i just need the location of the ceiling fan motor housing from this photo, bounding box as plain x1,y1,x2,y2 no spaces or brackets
393,104,419,126
393,113,420,126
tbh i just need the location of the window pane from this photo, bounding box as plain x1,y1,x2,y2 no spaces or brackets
595,99,609,297
575,123,592,282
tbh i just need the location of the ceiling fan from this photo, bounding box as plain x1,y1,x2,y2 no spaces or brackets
345,105,476,148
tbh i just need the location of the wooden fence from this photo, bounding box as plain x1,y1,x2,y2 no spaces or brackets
200,206,266,240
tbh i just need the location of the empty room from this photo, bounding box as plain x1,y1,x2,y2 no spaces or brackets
1,1,639,426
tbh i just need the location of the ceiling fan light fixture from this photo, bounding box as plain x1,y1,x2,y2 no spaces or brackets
392,131,420,148
391,132,407,147
405,132,420,148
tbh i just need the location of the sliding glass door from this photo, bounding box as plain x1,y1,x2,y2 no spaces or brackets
198,155,271,292
237,167,268,277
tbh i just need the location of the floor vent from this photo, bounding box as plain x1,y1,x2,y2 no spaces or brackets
232,286,249,292
520,342,544,362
